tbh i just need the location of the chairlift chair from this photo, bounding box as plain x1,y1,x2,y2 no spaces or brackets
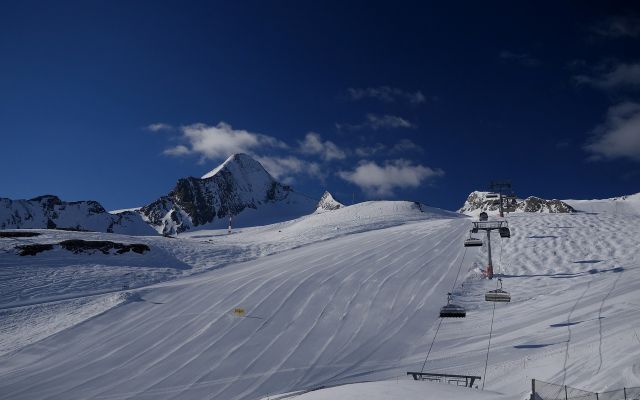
485,279,511,302
479,212,488,221
440,293,466,318
499,226,511,238
464,237,483,247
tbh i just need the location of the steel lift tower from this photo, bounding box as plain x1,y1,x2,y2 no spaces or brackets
472,220,509,279
488,180,513,218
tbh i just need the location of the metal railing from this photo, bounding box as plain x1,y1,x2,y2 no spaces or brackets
407,372,481,388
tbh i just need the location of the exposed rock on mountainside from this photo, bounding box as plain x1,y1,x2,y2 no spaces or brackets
140,153,317,235
315,191,344,212
0,195,156,235
459,191,575,215
15,240,150,256
519,196,575,213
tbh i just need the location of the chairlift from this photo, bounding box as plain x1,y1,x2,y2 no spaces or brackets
499,226,511,238
479,212,488,221
485,279,511,302
464,237,483,247
486,193,498,199
440,293,466,318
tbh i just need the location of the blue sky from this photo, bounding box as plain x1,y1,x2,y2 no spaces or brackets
1,1,639,211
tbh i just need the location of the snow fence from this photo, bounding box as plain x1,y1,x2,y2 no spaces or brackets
532,380,640,400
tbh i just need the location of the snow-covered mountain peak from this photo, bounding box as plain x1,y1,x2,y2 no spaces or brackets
141,153,316,234
315,191,344,212
201,153,271,181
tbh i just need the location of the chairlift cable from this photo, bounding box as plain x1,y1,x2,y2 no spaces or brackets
422,244,469,371
482,301,496,390
420,318,444,373
451,246,468,293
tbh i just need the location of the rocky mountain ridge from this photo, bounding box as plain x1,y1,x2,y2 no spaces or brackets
0,195,155,235
459,191,575,215
139,154,317,235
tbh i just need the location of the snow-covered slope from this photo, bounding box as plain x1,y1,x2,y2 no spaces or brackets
459,191,575,216
0,195,156,235
273,380,510,400
0,201,442,310
140,154,317,235
564,193,640,216
2,204,640,400
315,191,344,213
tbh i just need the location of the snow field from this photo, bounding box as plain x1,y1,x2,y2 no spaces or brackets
0,214,471,399
409,212,640,396
0,201,639,399
0,292,128,356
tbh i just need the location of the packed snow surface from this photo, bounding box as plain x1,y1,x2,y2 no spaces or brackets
1,200,640,399
564,192,640,216
267,380,510,400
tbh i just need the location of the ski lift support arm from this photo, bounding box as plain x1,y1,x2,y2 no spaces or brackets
488,180,513,218
407,372,481,388
472,221,507,231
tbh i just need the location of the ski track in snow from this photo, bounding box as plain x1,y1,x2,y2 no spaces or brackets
0,208,639,399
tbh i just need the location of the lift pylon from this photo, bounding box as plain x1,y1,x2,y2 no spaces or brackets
471,220,509,279
488,181,514,218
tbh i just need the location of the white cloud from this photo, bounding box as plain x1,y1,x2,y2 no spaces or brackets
390,139,424,154
575,62,640,90
366,114,415,130
337,114,415,131
585,102,640,162
146,123,174,132
592,16,640,38
254,155,322,181
164,122,287,160
498,50,540,67
163,145,190,156
299,132,347,161
347,86,425,104
355,143,386,157
338,159,444,196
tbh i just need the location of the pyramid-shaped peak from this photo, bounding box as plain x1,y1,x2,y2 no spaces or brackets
201,153,271,180
316,191,344,212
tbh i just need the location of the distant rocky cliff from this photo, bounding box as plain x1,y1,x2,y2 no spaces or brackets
0,195,155,235
140,153,317,235
459,191,575,215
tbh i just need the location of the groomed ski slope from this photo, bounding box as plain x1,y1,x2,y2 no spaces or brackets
276,380,510,400
1,203,640,399
564,193,640,216
0,201,447,309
